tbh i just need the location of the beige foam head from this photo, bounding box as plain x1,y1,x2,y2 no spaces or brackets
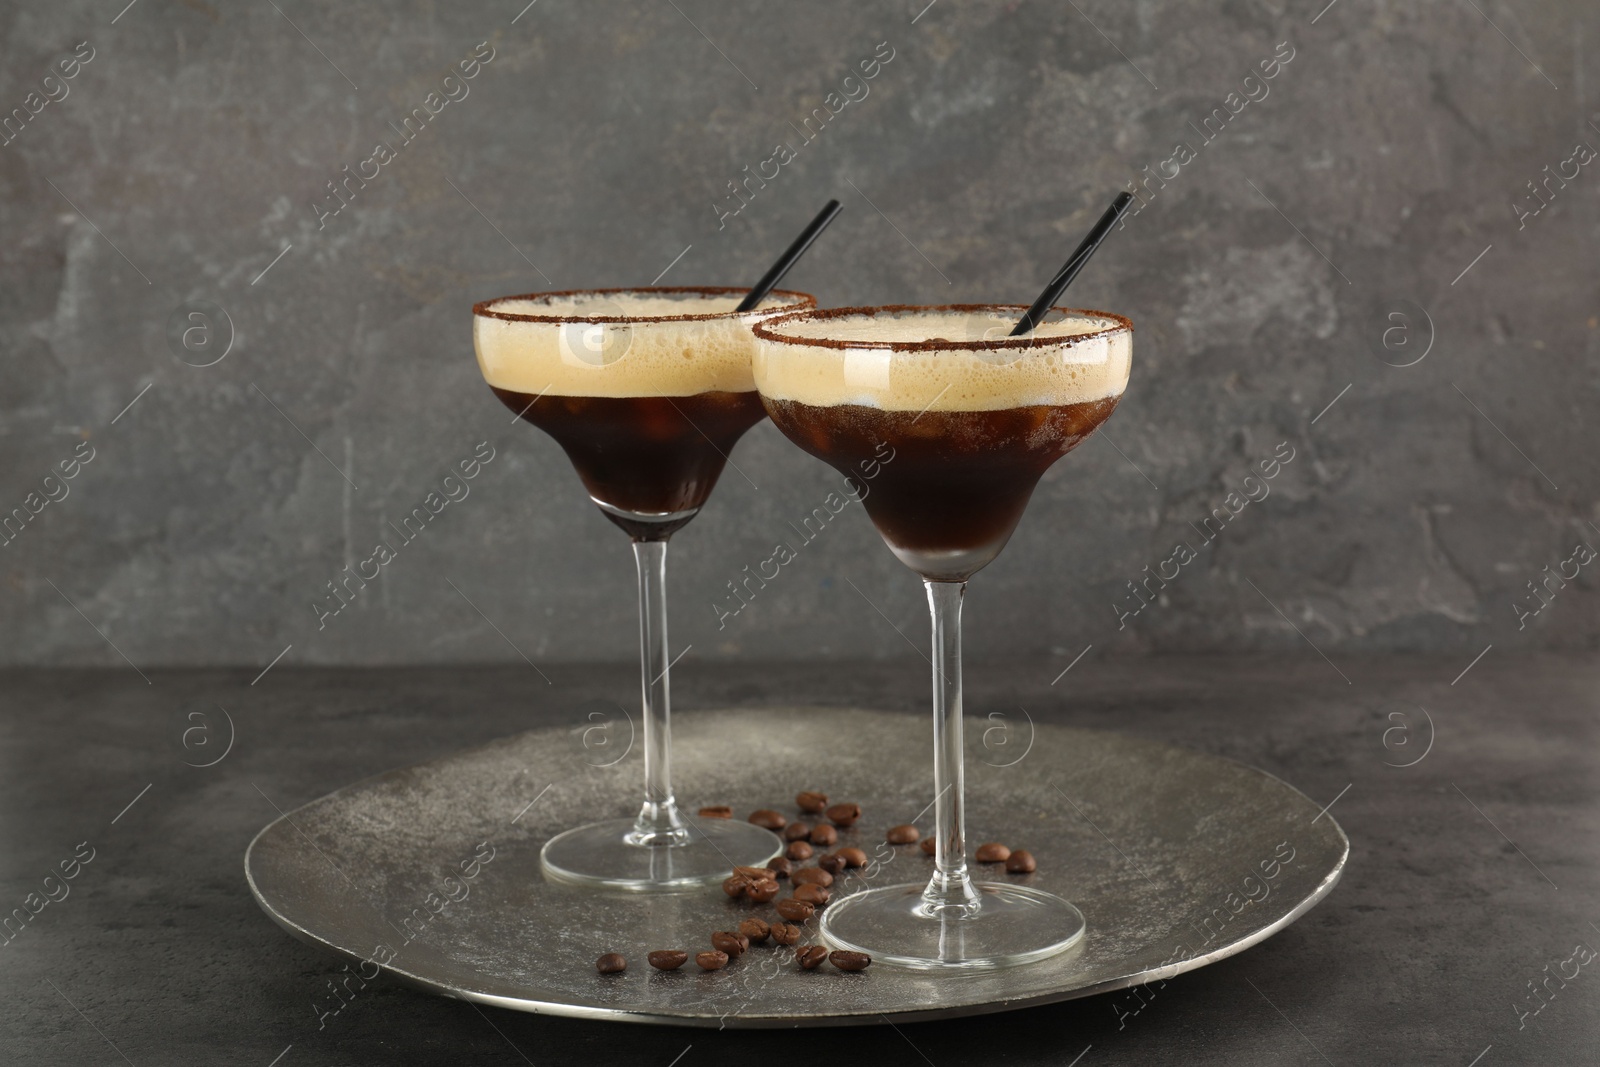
473,287,816,397
751,305,1132,412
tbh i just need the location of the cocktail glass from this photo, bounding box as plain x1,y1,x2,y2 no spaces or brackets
473,287,815,890
751,303,1131,965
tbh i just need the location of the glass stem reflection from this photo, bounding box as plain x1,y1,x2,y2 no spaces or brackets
627,538,690,846
922,579,982,916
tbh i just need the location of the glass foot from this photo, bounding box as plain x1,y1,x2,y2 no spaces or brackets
539,817,780,891
819,882,1086,969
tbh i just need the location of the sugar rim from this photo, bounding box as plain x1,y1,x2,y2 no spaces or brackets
472,286,816,324
749,303,1133,352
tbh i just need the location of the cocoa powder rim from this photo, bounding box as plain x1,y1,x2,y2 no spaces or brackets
473,286,815,324
750,303,1133,353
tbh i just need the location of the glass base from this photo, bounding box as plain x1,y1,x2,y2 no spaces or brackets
819,881,1086,969
539,817,780,891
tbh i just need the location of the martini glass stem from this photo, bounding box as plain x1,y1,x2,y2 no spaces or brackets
923,579,982,915
628,538,689,845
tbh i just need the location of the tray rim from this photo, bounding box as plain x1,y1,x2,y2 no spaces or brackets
245,708,1350,1028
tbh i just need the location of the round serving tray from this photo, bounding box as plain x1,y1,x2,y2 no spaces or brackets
246,707,1346,1028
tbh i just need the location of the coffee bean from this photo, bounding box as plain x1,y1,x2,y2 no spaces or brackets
769,922,801,945
697,805,733,819
748,810,787,831
1005,849,1037,874
829,950,871,972
784,822,812,842
711,931,749,956
792,867,834,888
733,866,775,881
919,837,936,856
776,898,815,922
975,842,1011,863
647,950,688,971
808,824,838,847
786,841,814,861
836,847,868,869
887,824,920,845
793,883,830,906
768,856,793,879
818,853,846,875
596,953,626,974
825,802,862,827
796,791,828,813
738,918,770,943
797,946,828,970
696,950,729,971
722,875,749,899
745,878,779,903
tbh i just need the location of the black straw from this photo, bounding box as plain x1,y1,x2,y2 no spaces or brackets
1010,192,1136,336
736,199,843,312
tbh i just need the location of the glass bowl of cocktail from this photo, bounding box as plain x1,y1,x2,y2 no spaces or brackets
751,302,1132,966
473,286,815,890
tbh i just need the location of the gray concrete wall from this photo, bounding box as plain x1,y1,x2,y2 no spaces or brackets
1,0,1595,673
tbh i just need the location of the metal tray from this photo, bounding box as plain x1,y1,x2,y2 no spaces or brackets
246,707,1347,1027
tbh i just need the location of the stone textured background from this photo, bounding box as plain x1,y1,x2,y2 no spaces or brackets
2,0,1595,672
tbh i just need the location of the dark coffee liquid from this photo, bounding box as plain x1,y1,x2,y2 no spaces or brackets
763,396,1119,580
493,388,766,539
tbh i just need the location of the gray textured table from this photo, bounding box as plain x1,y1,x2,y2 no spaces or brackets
3,654,1594,1065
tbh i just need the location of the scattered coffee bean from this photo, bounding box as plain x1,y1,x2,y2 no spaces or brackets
745,877,780,903
792,867,834,888
769,922,801,945
818,852,847,875
825,802,862,828
975,842,1011,863
919,837,936,856
738,918,770,943
697,805,733,819
829,950,871,972
711,931,750,957
1005,849,1037,874
887,825,920,845
647,950,688,971
797,945,828,970
786,840,814,861
722,875,749,899
784,822,812,842
836,847,868,869
776,898,815,922
748,809,787,831
808,824,838,847
793,883,830,906
768,856,793,879
734,866,776,881
796,790,828,813
596,953,626,974
696,950,729,971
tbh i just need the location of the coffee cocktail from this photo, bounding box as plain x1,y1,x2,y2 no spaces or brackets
757,306,1129,579
474,286,815,890
753,303,1131,967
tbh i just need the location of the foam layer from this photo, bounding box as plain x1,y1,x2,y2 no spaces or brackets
753,308,1131,411
474,291,812,397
